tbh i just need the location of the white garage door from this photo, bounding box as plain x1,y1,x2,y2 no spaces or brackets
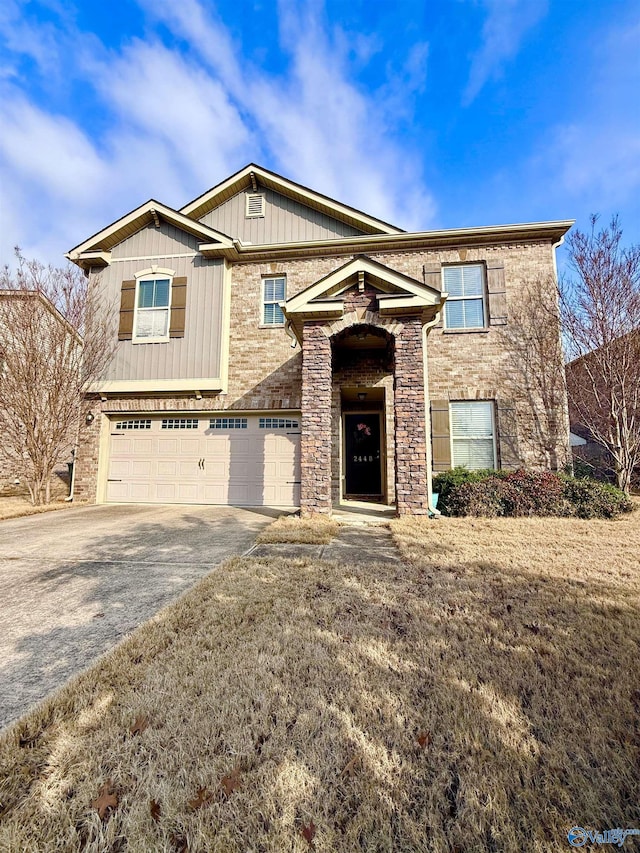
106,414,301,506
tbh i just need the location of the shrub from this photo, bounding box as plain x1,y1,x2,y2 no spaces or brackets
435,467,634,519
562,476,634,519
445,477,506,517
500,469,569,517
432,467,497,515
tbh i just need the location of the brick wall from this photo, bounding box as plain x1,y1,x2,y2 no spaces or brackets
74,239,570,504
300,322,332,514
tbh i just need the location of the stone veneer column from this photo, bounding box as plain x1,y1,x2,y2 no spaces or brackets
394,316,430,515
301,322,333,515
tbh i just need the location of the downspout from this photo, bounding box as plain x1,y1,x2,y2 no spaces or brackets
553,233,572,470
423,302,446,517
65,445,77,501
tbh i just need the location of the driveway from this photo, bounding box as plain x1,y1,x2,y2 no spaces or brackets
0,503,278,731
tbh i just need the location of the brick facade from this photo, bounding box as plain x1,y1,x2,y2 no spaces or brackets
393,316,430,514
300,323,333,514
73,232,570,512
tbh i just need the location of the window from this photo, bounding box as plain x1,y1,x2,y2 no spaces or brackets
246,194,265,217
262,276,286,325
450,401,496,469
114,419,152,430
443,264,486,329
209,417,248,429
259,417,299,429
161,418,199,429
134,276,171,340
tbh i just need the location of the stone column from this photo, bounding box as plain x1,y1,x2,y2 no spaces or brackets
394,316,430,515
300,322,333,515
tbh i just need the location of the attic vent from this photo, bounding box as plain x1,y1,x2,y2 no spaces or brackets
246,193,265,218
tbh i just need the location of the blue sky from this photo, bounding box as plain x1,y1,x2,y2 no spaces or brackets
0,0,639,268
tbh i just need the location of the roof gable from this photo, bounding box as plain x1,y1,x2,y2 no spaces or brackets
199,185,368,244
66,200,235,269
180,164,404,236
283,255,446,343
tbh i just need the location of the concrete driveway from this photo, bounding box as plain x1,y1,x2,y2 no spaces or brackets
0,503,279,731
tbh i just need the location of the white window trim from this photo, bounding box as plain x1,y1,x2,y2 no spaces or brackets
442,263,488,331
449,400,497,470
261,275,286,327
246,193,265,218
132,267,175,344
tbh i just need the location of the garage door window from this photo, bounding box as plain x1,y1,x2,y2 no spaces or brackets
115,419,152,430
259,417,299,429
161,418,199,429
209,417,248,429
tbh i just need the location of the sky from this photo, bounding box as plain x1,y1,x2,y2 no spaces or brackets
0,0,639,271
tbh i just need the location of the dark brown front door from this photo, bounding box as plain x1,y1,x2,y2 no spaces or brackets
344,413,382,497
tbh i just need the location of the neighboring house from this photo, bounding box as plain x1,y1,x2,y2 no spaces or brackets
67,164,572,515
566,340,640,488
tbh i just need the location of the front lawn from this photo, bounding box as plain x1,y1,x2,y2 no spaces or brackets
1,512,638,851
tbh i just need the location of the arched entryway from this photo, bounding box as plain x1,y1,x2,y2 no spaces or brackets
331,324,395,505
281,254,446,516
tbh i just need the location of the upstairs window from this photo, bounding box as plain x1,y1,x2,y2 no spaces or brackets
450,401,496,469
134,276,171,341
443,264,486,329
262,276,286,325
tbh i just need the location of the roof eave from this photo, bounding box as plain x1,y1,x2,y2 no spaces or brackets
218,220,575,262
179,163,404,236
67,201,235,266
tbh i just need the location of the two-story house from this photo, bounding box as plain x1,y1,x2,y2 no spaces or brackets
67,164,572,515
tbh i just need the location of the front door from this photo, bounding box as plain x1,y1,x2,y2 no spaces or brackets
344,413,382,497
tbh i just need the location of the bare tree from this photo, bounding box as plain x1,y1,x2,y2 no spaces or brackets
499,276,570,470
0,250,115,504
562,215,640,493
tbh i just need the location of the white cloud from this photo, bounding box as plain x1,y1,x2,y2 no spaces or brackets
142,0,436,229
0,0,438,266
464,0,548,105
89,39,253,190
550,124,640,203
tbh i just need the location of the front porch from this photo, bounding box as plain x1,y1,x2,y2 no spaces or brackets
283,255,446,517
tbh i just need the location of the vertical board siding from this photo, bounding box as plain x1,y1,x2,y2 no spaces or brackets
111,222,201,258
200,188,365,244
95,254,224,381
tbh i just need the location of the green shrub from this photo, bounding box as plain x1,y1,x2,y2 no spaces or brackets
561,476,634,519
435,467,634,519
432,467,497,515
445,477,506,517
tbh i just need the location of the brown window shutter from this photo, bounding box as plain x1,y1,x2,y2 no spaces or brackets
424,262,444,327
118,279,136,340
430,399,452,471
496,398,520,468
169,276,187,338
486,261,507,326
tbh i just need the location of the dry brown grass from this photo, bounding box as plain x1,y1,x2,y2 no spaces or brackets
0,497,81,521
0,473,77,521
256,513,339,544
1,514,639,852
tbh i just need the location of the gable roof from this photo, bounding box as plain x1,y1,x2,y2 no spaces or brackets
282,255,446,344
66,200,235,269
179,163,404,236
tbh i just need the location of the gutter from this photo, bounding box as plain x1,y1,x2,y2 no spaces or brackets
200,220,576,264
423,311,444,517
